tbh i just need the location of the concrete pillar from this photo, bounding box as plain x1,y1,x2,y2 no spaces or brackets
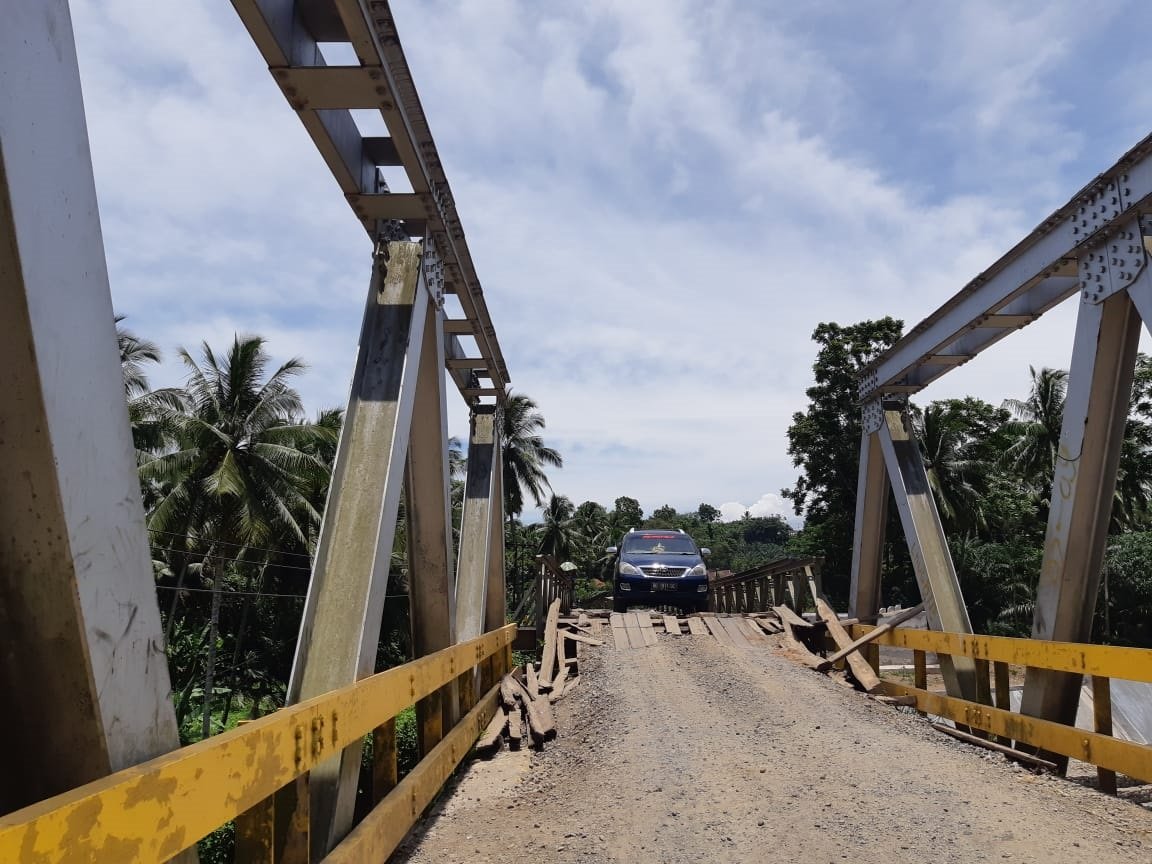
287,241,426,857
0,0,182,813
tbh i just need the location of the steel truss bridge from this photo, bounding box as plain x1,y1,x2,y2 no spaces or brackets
3,1,1152,861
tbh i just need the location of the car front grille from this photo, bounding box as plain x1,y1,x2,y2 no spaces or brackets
640,566,687,578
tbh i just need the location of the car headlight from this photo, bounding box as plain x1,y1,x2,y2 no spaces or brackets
697,584,708,592
619,562,642,576
686,563,706,577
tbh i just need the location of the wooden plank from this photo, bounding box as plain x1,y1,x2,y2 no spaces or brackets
774,605,813,630
736,618,769,643
609,613,629,650
475,706,509,755
817,603,924,670
525,663,540,700
815,598,882,693
701,615,735,646
1093,676,1118,794
716,616,754,648
372,718,398,804
633,612,658,647
622,613,646,650
539,598,562,684
929,723,1057,771
561,630,604,647
686,617,709,636
662,614,681,635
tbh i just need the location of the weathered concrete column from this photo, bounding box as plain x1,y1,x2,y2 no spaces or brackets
0,0,183,814
1022,290,1140,739
287,241,426,857
484,431,507,633
404,296,457,751
849,407,889,621
877,405,977,701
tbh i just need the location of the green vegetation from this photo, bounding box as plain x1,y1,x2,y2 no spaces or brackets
780,318,1152,647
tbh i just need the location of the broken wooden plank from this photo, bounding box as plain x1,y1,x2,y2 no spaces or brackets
685,616,709,636
539,598,562,684
499,674,519,710
662,614,681,635
736,617,769,643
775,613,825,670
475,706,509,755
526,663,540,700
701,615,735,646
930,723,1057,771
814,597,882,693
561,630,605,647
774,605,813,629
817,603,925,671
716,615,754,648
747,617,780,636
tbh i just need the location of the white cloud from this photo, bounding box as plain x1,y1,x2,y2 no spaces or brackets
65,0,1152,526
718,494,798,526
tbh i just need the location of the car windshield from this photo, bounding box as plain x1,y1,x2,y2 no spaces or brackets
621,533,697,555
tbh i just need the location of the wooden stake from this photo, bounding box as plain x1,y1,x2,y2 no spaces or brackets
817,603,924,670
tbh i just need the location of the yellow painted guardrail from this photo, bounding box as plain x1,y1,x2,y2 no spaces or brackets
0,623,516,863
849,624,1152,790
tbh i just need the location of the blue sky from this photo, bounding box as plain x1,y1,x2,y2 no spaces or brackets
71,0,1152,523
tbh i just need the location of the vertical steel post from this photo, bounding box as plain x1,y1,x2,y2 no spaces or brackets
877,404,977,701
1021,291,1140,740
484,428,507,632
404,289,456,754
849,410,889,621
456,406,498,642
286,241,426,857
0,0,182,813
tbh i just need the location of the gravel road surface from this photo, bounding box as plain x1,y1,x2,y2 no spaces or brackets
394,629,1152,863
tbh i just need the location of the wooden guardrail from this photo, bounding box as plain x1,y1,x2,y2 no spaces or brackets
848,624,1152,792
709,557,824,613
0,623,517,863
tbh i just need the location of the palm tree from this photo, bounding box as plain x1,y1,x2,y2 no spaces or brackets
1001,366,1066,486
501,392,563,516
501,392,562,599
915,403,990,535
537,494,577,561
139,335,335,738
115,314,187,456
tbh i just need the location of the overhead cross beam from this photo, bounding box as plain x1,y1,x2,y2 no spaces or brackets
231,0,511,401
858,134,1152,401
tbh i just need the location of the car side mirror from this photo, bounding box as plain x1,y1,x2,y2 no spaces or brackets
700,547,711,557
605,546,618,555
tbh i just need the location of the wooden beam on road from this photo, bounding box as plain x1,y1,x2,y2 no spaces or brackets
815,598,882,693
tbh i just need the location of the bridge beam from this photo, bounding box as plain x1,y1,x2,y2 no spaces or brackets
1022,289,1141,745
876,406,978,701
0,0,183,814
287,241,426,857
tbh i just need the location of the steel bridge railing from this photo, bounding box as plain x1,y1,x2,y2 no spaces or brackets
850,624,1152,793
0,625,516,864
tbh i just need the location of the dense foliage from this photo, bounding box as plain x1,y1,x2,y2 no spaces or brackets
780,318,1152,646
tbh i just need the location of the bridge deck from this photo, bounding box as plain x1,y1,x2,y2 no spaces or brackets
395,632,1149,863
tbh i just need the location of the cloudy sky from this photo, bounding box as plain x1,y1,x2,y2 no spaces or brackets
70,0,1152,524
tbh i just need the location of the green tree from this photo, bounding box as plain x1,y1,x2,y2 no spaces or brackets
140,335,335,739
1001,366,1066,488
500,392,562,603
782,318,903,599
610,496,644,536
537,494,577,561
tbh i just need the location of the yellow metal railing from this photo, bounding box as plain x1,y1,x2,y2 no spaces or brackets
0,623,516,863
849,624,1152,791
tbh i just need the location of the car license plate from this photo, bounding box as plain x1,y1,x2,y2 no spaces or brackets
652,581,678,592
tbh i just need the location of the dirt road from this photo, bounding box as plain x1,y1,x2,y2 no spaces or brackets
395,630,1152,863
